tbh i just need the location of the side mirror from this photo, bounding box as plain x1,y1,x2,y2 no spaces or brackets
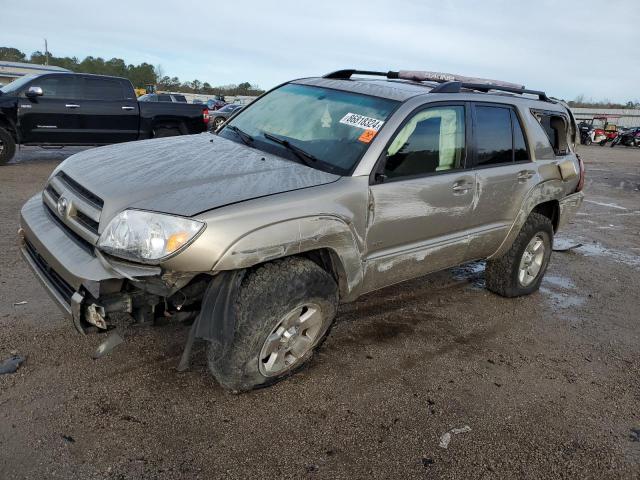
25,86,44,98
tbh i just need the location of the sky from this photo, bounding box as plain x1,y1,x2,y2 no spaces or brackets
2,0,639,102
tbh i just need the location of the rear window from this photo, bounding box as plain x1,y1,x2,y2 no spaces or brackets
475,106,513,166
532,110,569,155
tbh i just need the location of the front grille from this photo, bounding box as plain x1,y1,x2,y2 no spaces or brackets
57,171,104,208
44,204,95,254
24,239,75,304
43,171,104,247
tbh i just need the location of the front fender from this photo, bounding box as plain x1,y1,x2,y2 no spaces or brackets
213,215,364,300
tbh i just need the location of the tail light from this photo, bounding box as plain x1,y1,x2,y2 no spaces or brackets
575,154,585,192
202,108,210,124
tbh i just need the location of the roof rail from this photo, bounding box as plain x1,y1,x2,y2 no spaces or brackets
323,70,396,79
322,69,551,102
431,81,551,102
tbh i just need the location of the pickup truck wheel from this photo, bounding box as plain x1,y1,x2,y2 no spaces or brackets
485,212,553,298
206,257,338,392
153,126,181,138
0,128,16,166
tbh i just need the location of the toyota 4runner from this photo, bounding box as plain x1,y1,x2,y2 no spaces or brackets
18,69,585,391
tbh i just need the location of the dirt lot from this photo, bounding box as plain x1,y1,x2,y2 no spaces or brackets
1,145,639,479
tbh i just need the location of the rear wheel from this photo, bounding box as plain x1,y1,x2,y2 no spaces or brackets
153,126,181,138
0,127,16,166
206,257,338,392
485,212,553,297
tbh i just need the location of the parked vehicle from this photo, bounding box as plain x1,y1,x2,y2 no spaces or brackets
610,127,640,148
578,115,620,146
209,103,243,130
18,69,584,391
0,73,209,164
138,93,188,103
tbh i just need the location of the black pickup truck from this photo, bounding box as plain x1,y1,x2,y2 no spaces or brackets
0,72,209,164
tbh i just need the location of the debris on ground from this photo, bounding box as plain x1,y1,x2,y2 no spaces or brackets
630,428,640,442
61,434,75,443
553,239,584,252
439,425,472,449
92,331,124,359
12,301,28,306
0,355,26,375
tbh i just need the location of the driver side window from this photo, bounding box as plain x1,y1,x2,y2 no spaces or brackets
384,105,465,180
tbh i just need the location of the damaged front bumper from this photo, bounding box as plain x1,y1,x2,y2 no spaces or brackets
19,194,164,333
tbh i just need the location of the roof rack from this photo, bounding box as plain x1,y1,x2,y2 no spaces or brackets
322,69,551,102
431,81,551,102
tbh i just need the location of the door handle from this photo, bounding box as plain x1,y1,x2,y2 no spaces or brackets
517,170,535,182
121,106,135,111
65,104,80,109
452,180,473,195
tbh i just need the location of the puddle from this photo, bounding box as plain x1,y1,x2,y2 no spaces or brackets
544,275,576,290
450,261,485,288
539,287,585,309
554,237,640,269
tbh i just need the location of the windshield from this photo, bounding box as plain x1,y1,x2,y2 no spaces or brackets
0,75,36,95
218,83,399,174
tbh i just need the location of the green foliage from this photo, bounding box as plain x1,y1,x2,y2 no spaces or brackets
0,46,265,95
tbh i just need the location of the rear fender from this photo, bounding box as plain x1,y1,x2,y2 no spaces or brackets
488,179,566,259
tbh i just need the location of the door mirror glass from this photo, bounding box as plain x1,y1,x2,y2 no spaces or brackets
25,86,44,98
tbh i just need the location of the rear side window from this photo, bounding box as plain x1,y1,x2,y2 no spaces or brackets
158,94,172,102
532,110,569,155
475,106,512,166
81,77,125,101
173,95,187,102
512,110,529,161
383,105,466,179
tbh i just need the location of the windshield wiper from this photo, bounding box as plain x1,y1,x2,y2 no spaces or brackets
262,132,318,167
226,125,254,146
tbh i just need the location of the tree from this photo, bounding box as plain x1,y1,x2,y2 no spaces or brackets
0,47,26,62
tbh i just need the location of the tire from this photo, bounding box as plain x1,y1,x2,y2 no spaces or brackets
213,117,225,130
0,127,16,166
485,212,553,298
599,139,607,146
153,126,181,138
206,257,338,392
585,137,592,146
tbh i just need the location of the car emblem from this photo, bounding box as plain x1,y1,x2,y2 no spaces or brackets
57,196,68,216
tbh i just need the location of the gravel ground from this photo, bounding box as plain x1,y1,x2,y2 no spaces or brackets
1,144,639,479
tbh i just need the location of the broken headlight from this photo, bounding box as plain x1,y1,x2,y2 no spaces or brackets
98,210,204,264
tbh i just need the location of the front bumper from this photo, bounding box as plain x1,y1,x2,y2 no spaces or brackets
19,194,161,331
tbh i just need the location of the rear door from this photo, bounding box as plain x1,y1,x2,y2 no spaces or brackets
18,74,82,144
363,103,476,291
75,76,139,144
464,103,537,259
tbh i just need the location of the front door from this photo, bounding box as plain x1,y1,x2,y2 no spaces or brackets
363,104,475,292
18,75,82,144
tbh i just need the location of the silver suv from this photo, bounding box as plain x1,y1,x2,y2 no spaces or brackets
19,69,585,391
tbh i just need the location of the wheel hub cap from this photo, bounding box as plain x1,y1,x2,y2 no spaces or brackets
518,234,545,287
259,303,324,377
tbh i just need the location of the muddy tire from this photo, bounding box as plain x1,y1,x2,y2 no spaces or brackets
0,127,16,166
485,212,553,298
206,257,338,392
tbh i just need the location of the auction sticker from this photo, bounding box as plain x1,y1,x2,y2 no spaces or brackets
339,112,385,131
358,129,377,143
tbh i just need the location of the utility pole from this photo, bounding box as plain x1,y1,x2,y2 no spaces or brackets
44,38,49,65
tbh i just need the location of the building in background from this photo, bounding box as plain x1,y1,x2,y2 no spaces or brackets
0,61,70,86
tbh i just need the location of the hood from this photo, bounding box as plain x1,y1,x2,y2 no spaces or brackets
55,133,340,220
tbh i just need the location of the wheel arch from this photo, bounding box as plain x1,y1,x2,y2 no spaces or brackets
488,180,565,260
212,215,364,302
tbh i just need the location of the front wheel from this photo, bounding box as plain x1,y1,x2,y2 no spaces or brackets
0,127,16,166
206,257,338,392
485,212,553,297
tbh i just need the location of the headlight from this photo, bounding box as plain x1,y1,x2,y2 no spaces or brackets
98,210,205,263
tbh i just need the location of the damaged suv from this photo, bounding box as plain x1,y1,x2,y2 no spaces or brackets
19,69,584,391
